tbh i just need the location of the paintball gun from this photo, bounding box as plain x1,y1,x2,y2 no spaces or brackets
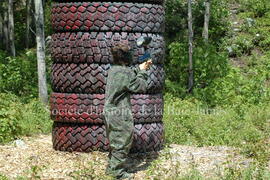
136,36,152,63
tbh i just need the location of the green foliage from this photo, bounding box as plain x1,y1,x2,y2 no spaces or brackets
199,56,270,107
239,0,270,17
165,0,230,44
20,0,53,50
0,93,51,143
166,42,270,107
223,163,270,180
248,14,270,51
166,42,230,105
0,0,53,50
45,0,53,36
0,50,38,98
0,50,52,102
163,93,270,162
223,1,270,56
165,0,270,107
14,1,28,51
0,93,22,143
163,1,270,170
0,174,9,180
223,33,255,57
29,165,43,179
19,98,52,136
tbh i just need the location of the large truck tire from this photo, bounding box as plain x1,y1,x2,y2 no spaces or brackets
52,2,165,33
52,0,164,5
52,122,164,153
130,122,164,153
51,32,165,64
51,63,110,94
50,93,163,124
52,122,110,152
51,64,164,94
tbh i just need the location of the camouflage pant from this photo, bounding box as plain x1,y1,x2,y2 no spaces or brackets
104,107,134,178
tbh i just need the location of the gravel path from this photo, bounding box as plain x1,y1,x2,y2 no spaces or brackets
0,134,252,179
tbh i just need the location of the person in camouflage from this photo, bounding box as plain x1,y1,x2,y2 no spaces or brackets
104,43,152,179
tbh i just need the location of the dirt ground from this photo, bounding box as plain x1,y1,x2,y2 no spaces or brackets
0,134,253,179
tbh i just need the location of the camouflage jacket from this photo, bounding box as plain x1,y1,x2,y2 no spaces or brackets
104,65,148,119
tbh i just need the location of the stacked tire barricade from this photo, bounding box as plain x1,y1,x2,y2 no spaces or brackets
50,0,165,153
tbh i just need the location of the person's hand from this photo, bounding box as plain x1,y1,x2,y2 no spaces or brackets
139,59,152,70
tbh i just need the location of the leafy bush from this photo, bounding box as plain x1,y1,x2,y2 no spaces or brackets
0,50,52,102
0,93,22,143
166,42,230,105
196,52,270,107
0,50,38,97
45,0,53,36
0,93,52,143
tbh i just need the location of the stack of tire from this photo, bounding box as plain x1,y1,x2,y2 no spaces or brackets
50,0,165,153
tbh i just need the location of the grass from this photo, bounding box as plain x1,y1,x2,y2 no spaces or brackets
163,93,269,147
162,93,270,179
0,174,9,180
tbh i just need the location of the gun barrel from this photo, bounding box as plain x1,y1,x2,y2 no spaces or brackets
138,52,151,63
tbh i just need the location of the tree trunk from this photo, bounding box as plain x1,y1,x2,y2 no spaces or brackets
34,0,48,104
187,0,194,93
202,0,210,42
26,0,33,49
8,0,15,56
3,1,9,51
